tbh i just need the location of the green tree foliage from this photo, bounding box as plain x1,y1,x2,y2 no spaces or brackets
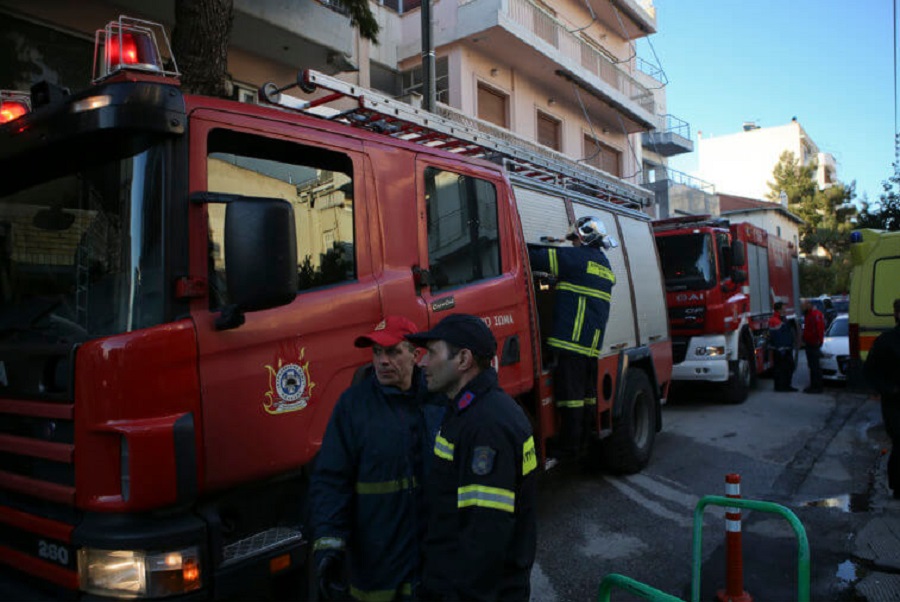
856,152,900,231
799,253,852,296
172,0,379,97
766,151,857,262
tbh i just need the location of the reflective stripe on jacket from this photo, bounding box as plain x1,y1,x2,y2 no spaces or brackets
310,367,445,600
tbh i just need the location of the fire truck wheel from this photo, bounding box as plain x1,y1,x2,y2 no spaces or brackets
725,339,753,404
601,369,656,474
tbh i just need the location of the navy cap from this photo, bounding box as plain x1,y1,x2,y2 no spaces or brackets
405,313,497,358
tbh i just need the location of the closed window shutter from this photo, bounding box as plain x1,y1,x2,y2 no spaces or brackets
537,112,561,151
478,84,508,128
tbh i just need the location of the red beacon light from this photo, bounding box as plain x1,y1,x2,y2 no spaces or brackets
92,16,179,83
0,91,31,124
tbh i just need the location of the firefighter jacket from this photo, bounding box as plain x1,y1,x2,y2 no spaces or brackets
528,243,615,358
865,324,900,406
310,366,446,601
768,313,794,350
422,368,537,601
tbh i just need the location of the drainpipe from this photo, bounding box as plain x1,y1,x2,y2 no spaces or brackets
421,0,436,112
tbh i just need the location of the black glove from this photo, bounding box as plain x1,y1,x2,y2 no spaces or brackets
315,550,348,601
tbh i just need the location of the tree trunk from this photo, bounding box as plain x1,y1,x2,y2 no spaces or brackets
172,0,234,97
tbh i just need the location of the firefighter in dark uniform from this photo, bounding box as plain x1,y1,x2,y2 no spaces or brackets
865,298,900,499
406,314,537,602
769,301,797,391
310,316,446,601
528,216,617,459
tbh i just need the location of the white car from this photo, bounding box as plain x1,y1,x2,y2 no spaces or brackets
821,314,849,381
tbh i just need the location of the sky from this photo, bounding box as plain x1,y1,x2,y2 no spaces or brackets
637,0,896,206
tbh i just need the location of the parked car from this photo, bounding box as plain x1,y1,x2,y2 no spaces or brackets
831,294,849,315
821,313,850,381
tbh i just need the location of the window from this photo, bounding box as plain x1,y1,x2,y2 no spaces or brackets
537,111,561,151
478,83,508,128
206,130,356,308
425,167,500,292
583,134,622,176
873,257,900,316
401,57,449,104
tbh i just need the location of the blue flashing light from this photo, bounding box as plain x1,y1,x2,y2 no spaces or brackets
850,231,863,244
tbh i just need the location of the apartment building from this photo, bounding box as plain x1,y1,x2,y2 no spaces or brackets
1,0,695,212
696,118,837,200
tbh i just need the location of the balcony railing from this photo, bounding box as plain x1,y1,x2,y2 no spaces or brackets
665,168,715,193
498,0,656,114
661,114,690,140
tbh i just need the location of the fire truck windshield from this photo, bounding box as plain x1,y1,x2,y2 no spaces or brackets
0,141,166,343
656,232,718,291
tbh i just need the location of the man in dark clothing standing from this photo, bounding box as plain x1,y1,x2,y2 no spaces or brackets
769,301,797,392
310,316,445,601
802,299,826,394
864,298,900,499
407,314,536,602
527,216,616,459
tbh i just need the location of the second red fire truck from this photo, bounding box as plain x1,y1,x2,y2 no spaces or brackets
653,215,800,402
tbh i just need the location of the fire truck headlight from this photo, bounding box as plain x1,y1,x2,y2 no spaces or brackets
78,546,202,598
695,346,725,358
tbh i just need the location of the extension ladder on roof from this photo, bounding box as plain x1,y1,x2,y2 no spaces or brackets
258,69,651,210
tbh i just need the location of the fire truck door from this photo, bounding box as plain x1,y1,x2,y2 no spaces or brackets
414,156,533,397
190,113,383,491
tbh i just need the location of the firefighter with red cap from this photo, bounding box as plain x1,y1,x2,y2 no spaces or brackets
310,316,446,601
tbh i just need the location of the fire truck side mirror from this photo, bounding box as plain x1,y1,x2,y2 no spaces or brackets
192,193,298,330
224,198,298,316
731,268,747,285
731,240,746,267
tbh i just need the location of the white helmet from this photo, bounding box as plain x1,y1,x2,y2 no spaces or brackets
567,216,617,249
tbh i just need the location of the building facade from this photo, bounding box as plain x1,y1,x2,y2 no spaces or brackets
718,193,803,251
696,118,836,200
1,0,701,214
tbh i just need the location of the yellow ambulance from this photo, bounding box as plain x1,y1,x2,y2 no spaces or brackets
848,229,900,375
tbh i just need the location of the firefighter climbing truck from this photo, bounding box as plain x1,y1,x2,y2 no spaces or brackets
0,16,671,599
653,215,800,403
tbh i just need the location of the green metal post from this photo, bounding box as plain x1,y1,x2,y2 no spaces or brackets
691,495,810,602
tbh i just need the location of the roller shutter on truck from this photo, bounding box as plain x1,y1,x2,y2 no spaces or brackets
613,214,668,346
747,243,770,317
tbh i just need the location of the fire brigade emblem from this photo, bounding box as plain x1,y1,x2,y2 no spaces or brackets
264,349,315,414
471,446,496,476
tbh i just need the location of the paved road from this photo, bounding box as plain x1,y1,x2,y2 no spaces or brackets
531,361,884,601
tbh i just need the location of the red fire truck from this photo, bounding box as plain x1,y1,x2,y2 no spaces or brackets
653,215,800,403
0,17,671,599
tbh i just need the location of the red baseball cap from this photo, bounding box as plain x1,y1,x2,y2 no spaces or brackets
354,315,419,348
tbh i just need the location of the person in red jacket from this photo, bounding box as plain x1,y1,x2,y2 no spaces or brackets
801,299,826,394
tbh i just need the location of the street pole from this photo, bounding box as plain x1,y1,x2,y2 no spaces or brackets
421,0,436,112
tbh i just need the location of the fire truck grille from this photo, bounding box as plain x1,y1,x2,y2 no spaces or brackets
0,397,77,586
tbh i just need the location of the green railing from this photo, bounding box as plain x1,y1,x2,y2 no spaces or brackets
597,496,810,602
692,496,810,602
597,573,684,602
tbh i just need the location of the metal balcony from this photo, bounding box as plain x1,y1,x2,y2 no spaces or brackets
642,114,694,156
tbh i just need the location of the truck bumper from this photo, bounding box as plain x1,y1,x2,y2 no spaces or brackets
672,359,729,382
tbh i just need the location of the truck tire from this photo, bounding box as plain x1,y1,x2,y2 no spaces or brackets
601,370,657,474
725,339,752,404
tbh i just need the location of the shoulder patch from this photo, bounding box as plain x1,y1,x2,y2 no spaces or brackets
471,446,496,476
